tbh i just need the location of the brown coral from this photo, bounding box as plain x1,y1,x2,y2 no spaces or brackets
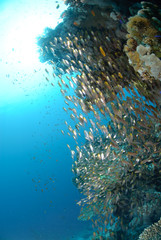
127,16,150,42
126,51,142,71
126,15,161,56
138,218,161,240
126,38,137,51
124,2,161,88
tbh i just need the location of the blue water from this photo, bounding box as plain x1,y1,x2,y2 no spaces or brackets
0,88,92,240
0,0,92,239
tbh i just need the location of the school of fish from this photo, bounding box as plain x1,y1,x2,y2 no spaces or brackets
38,1,161,239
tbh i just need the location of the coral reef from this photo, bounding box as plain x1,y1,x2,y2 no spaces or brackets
37,1,161,239
138,218,161,240
37,9,139,108
38,1,161,108
137,45,161,80
72,91,161,239
124,1,161,85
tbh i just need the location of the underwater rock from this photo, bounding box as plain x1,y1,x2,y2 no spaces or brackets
138,217,161,240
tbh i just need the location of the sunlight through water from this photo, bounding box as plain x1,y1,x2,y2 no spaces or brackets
0,0,67,107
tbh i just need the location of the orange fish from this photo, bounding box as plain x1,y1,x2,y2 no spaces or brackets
73,21,79,26
99,46,106,57
91,10,95,16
